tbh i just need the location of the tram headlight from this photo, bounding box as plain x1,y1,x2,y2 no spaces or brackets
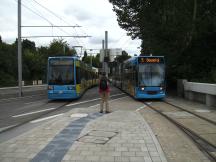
141,87,145,91
48,86,53,90
67,86,75,90
160,87,163,90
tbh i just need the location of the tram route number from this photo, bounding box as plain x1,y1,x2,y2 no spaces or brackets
138,57,163,63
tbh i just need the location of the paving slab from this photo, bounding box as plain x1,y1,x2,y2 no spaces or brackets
0,96,167,162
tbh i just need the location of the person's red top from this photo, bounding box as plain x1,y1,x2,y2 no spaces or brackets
98,79,110,93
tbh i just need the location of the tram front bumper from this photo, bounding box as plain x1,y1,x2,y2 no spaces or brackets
48,90,79,100
135,92,165,99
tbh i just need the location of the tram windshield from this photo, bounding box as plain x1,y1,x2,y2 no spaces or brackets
48,59,74,85
138,64,165,86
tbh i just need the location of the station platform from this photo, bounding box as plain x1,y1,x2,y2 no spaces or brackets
0,96,167,162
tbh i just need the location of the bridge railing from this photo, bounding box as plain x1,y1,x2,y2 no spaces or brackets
177,79,216,107
0,85,47,99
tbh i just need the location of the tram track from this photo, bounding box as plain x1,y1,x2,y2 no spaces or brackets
0,101,70,134
144,102,216,162
0,92,126,134
164,101,216,125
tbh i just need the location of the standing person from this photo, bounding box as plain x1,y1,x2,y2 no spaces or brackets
99,73,110,113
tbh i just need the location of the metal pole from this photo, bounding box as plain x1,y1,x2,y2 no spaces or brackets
105,31,108,76
102,40,105,50
18,0,22,97
105,31,108,50
102,40,105,73
90,53,92,67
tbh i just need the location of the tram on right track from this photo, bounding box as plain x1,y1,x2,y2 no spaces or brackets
112,56,166,99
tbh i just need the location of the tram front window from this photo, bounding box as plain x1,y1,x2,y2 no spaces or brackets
48,60,74,85
138,64,165,87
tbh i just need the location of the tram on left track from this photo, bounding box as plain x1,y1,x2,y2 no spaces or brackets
47,56,98,100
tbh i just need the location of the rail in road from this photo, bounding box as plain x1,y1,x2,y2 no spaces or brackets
0,86,126,135
144,101,216,162
1,85,215,161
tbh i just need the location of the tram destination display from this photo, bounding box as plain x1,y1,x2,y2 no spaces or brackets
138,57,164,64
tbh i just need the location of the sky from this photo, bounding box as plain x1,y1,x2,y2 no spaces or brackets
0,0,141,56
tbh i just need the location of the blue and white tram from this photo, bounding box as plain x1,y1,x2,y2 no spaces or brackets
47,56,98,100
115,56,166,99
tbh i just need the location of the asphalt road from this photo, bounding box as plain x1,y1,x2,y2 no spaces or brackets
0,85,126,141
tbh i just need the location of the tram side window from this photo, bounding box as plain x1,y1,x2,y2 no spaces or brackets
132,66,137,86
82,69,85,80
76,67,81,84
85,70,88,80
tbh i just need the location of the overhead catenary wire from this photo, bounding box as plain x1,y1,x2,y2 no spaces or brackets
14,0,53,25
14,0,87,49
30,0,88,48
22,35,91,38
21,25,81,27
27,0,83,47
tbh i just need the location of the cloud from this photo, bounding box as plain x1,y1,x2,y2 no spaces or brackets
64,7,92,22
0,0,141,55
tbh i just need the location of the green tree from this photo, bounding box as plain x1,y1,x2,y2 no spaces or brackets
109,0,216,84
92,54,101,68
0,37,80,87
82,51,88,62
115,51,131,63
48,39,76,56
0,38,17,87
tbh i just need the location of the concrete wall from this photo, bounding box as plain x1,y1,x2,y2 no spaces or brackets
177,80,216,107
0,85,47,99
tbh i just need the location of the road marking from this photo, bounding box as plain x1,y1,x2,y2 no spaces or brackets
89,104,100,108
147,102,152,104
136,105,146,111
195,109,211,113
12,107,57,118
88,96,128,108
70,113,88,118
0,94,45,102
110,96,128,102
30,114,63,123
66,93,125,107
25,100,46,105
0,124,17,132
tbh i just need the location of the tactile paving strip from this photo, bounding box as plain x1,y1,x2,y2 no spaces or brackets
31,112,103,162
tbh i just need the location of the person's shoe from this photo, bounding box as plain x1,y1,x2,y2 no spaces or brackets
105,111,111,113
99,110,103,113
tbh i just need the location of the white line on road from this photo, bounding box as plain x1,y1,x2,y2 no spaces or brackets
29,96,128,124
0,94,46,103
66,93,125,107
88,96,128,108
12,107,57,118
30,114,63,124
109,96,128,102
25,100,46,105
0,124,17,132
136,105,146,112
89,104,100,108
